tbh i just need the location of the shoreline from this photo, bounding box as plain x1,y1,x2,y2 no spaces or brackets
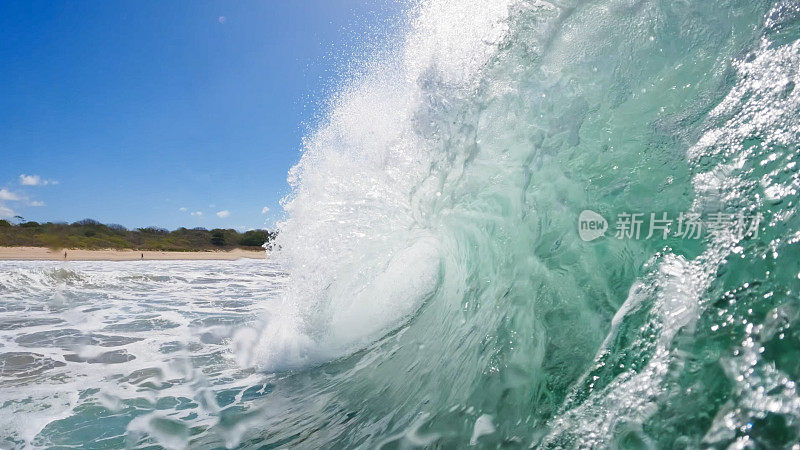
0,246,265,261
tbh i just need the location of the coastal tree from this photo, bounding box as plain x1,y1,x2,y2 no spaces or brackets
210,230,225,246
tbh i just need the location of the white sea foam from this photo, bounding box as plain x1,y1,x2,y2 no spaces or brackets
0,260,283,448
245,0,519,372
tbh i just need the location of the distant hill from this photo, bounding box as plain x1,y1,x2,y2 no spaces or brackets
0,219,276,251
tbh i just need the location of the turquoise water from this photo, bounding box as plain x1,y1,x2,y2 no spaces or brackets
4,0,800,447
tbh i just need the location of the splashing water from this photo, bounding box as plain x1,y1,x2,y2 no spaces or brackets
3,0,800,447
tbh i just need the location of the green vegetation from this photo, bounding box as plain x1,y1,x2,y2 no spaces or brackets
0,219,276,251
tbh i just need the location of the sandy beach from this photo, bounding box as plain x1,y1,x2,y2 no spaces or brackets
0,246,265,261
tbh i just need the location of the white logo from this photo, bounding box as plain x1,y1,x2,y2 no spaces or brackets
578,210,608,242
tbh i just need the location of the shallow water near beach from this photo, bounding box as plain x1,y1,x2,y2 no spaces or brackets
0,260,288,448
4,0,800,448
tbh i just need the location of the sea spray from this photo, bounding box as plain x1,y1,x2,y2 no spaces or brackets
242,0,520,372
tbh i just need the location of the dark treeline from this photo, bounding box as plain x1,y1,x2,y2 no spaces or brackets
0,218,276,251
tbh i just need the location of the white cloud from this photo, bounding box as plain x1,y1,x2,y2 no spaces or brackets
191,211,203,216
178,207,188,212
261,206,270,214
216,210,230,218
19,175,40,186
29,201,45,207
19,174,57,186
0,203,15,219
0,189,21,201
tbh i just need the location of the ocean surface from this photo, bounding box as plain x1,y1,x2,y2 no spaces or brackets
4,0,800,448
0,260,287,448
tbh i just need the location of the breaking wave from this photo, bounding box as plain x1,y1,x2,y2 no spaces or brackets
237,0,800,446
5,0,798,447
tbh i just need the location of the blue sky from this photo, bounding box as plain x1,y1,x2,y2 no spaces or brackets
0,1,404,231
